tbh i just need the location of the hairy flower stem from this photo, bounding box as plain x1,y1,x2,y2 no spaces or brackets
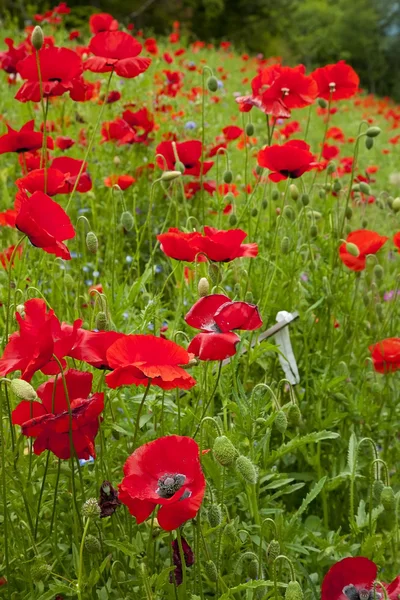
0,384,11,599
77,516,91,600
176,528,187,598
132,380,151,450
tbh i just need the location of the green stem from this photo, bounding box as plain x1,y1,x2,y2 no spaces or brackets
132,380,151,450
77,517,91,600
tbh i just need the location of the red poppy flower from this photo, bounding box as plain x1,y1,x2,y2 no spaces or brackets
223,126,244,141
0,120,53,154
394,232,400,250
0,209,17,227
16,47,84,103
184,180,216,199
101,118,135,145
12,369,104,460
322,143,340,161
156,140,213,177
106,90,121,104
196,227,258,261
122,107,155,143
15,190,75,259
104,174,136,190
105,334,196,390
257,140,317,182
321,557,400,600
89,13,119,34
157,228,204,262
144,38,158,55
369,338,400,374
50,157,92,193
339,230,388,271
0,244,22,269
68,329,125,370
16,168,66,196
311,61,359,101
326,127,345,142
55,136,75,150
119,435,205,530
0,38,28,75
171,536,194,585
85,31,151,79
185,294,262,361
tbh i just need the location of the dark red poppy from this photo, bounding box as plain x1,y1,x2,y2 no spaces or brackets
50,157,92,193
119,435,205,530
339,230,388,271
369,338,400,374
16,168,66,196
68,329,125,370
104,174,136,190
15,190,75,259
89,13,119,34
156,140,213,177
171,536,194,585
99,481,121,518
0,120,53,154
16,47,84,103
311,61,359,101
321,557,400,600
257,140,317,182
106,90,121,104
12,369,104,460
0,244,22,269
185,294,262,361
122,107,155,143
85,31,151,79
55,136,75,150
105,334,196,390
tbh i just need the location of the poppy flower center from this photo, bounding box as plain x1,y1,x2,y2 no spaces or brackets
281,87,290,96
48,77,62,82
156,473,186,498
329,81,336,91
343,585,381,600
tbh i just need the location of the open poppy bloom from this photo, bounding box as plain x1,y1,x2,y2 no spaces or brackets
15,47,85,103
339,230,388,271
0,120,53,154
156,140,213,177
89,12,119,34
122,107,155,143
157,228,204,262
15,190,75,259
369,338,400,373
0,209,17,227
16,168,67,196
0,38,28,75
12,369,104,460
50,157,92,193
104,174,136,190
119,435,205,530
85,31,151,79
311,61,359,101
55,136,75,150
0,244,22,269
68,329,126,370
257,140,317,182
321,556,400,600
185,294,263,361
101,118,135,145
105,334,196,390
393,232,400,250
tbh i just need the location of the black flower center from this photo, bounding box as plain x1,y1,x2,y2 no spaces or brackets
48,77,62,82
343,585,381,600
156,473,186,498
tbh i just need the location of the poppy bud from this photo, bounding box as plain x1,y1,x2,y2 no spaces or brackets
224,522,236,542
10,379,37,400
280,236,290,255
359,182,370,195
262,198,268,209
82,498,101,519
96,311,108,331
228,214,238,226
31,561,51,582
213,435,238,467
373,479,384,503
363,292,370,307
301,193,309,206
16,304,25,317
248,558,259,580
289,184,299,201
245,291,253,303
236,455,258,484
287,403,301,427
310,225,318,238
333,180,342,193
64,273,74,288
85,534,101,554
207,76,218,92
366,126,381,138
204,560,218,581
327,162,336,175
285,581,304,600
198,277,210,297
234,283,241,296
365,137,374,150
113,156,121,165
161,170,182,181
86,231,98,254
376,303,384,320
267,540,280,561
207,504,222,528
345,242,360,257
245,123,254,136
208,263,220,284
121,211,134,231
392,197,400,213
251,208,258,217
317,98,328,108
272,190,280,201
283,206,295,221
373,264,384,280
274,410,288,433
381,486,396,511
345,206,353,219
319,189,326,199
31,26,44,51
223,170,233,184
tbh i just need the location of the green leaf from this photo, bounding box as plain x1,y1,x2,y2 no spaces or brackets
265,431,340,466
347,432,358,474
290,476,327,522
219,579,286,599
104,539,137,557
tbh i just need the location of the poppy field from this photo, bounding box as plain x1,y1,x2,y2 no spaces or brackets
2,5,400,599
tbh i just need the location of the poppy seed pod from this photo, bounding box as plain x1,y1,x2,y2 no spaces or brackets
30,561,51,582
359,182,370,195
262,198,268,209
96,311,109,331
207,76,218,92
85,534,101,554
381,486,396,511
327,162,336,175
285,581,304,600
365,136,374,150
213,435,238,467
31,26,44,51
287,403,301,427
245,123,254,136
373,479,384,503
310,225,318,238
207,503,222,528
86,231,98,254
333,180,342,193
281,236,290,255
82,498,101,519
274,410,288,433
121,210,134,231
236,455,258,484
251,208,258,217
272,190,280,201
283,206,295,221
161,170,182,181
198,277,210,298
223,170,233,184
289,184,299,201
345,206,353,219
317,98,328,108
10,378,37,401
267,539,280,561
366,126,381,138
204,560,218,581
301,193,309,206
373,264,384,280
345,242,360,258
228,214,238,226
392,197,400,212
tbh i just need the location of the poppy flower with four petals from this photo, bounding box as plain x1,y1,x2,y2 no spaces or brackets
257,140,318,182
85,31,151,79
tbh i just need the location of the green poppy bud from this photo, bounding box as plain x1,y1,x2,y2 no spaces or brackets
82,498,101,519
373,264,384,280
283,206,295,221
251,208,258,217
207,76,218,92
208,263,219,284
272,190,280,201
85,534,101,554
274,410,288,433
327,162,336,175
161,170,182,181
281,236,290,255
207,504,222,528
256,164,264,176
310,225,318,238
262,198,268,209
289,184,299,201
223,170,233,184
359,182,370,195
319,189,326,199
10,379,37,401
248,558,259,580
213,436,238,467
345,206,353,219
245,291,253,303
381,486,396,511
267,540,280,561
245,123,254,136
86,231,98,254
317,98,328,109
31,561,51,582
198,277,210,297
392,197,400,213
228,214,238,227
333,180,342,193
224,522,236,542
31,26,44,51
175,161,185,174
366,126,381,138
373,479,384,503
204,560,218,581
285,581,304,600
121,211,134,231
236,455,258,484
365,137,374,150
95,311,108,331
301,193,309,206
287,403,301,427
345,242,360,257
